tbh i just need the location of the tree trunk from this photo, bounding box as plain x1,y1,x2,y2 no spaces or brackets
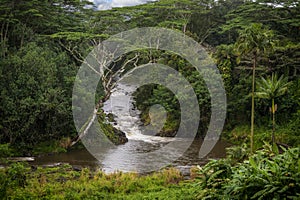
250,54,257,154
70,90,111,147
272,98,275,144
70,107,99,146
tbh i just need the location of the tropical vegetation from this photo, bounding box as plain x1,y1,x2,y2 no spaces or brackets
0,145,299,199
0,0,299,199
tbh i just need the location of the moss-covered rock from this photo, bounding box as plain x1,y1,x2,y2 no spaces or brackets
98,112,128,145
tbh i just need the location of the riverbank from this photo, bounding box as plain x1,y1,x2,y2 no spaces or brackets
0,139,82,158
0,114,127,160
1,145,299,199
1,138,229,174
0,163,198,199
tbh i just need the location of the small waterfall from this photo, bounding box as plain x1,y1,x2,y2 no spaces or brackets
99,83,228,173
30,84,228,173
102,83,173,143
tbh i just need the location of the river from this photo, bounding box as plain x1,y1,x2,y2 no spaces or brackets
32,84,229,173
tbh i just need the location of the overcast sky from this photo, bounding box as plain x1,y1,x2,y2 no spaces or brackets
89,0,157,10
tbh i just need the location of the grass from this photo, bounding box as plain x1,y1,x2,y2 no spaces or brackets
1,145,299,199
223,124,300,150
32,140,68,156
0,164,198,199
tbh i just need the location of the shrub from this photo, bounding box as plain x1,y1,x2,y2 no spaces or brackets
6,162,28,188
195,145,300,199
0,143,14,158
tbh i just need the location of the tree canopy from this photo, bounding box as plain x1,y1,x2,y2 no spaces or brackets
0,0,299,152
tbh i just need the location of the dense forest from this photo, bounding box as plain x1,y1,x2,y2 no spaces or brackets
0,0,299,199
1,0,299,151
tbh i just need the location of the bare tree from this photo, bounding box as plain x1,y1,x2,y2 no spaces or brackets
57,37,141,146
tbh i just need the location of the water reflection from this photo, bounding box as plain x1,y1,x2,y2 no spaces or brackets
33,139,228,173
33,83,229,173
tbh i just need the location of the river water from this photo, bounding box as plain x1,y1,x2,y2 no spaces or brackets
32,84,229,173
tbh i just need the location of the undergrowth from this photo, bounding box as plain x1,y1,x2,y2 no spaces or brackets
1,144,299,199
0,164,196,199
194,144,300,199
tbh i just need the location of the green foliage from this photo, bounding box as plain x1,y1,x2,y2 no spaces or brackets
256,73,290,100
6,162,28,188
195,146,300,199
226,143,250,164
0,0,299,163
0,162,29,199
235,23,276,60
214,0,300,134
256,73,292,143
281,111,300,146
1,146,299,200
0,143,14,158
32,140,68,156
1,165,196,199
226,123,300,148
133,52,210,137
0,42,76,149
0,170,8,199
98,112,128,145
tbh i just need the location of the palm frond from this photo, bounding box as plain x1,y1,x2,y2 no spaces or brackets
256,73,290,101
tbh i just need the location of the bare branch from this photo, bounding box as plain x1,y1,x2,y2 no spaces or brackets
71,49,140,146
58,40,102,76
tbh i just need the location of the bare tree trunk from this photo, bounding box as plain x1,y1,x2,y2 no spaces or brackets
70,91,111,146
250,54,257,154
1,22,9,58
70,108,99,146
59,35,141,147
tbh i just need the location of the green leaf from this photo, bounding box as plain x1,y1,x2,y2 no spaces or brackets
249,157,257,170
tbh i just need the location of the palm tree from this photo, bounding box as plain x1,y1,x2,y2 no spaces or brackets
256,73,291,144
235,23,275,153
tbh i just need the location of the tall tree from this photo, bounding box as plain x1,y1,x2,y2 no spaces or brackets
256,73,291,144
0,0,93,148
235,23,275,153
